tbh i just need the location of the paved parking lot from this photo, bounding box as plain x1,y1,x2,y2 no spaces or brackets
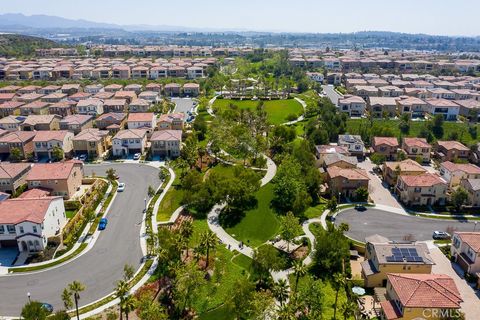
335,208,477,242
172,97,195,115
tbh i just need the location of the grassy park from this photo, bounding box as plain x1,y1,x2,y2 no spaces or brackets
213,98,303,125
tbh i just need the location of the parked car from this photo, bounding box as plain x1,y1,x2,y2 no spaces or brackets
133,153,141,160
432,231,450,240
354,204,367,211
117,183,126,192
41,303,54,313
78,154,88,161
98,218,108,230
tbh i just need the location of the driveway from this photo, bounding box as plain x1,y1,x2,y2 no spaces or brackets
0,164,160,317
172,97,195,116
427,244,479,319
0,248,18,267
357,159,403,209
321,84,342,106
335,208,477,242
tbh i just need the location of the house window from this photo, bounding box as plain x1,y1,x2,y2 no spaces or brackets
0,225,4,234
7,225,15,233
33,225,37,233
19,226,24,233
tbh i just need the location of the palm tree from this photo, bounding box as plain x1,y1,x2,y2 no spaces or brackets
332,273,346,320
199,231,217,268
115,280,129,320
341,300,357,320
68,281,85,320
61,288,73,310
121,294,136,320
273,279,290,306
179,220,193,258
292,261,307,300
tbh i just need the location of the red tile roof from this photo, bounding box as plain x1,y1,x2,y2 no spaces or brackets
399,173,446,187
441,161,480,175
327,166,369,180
26,160,82,181
403,137,431,149
437,140,470,152
0,196,60,224
33,130,70,142
380,300,402,320
0,163,31,179
150,130,182,141
0,131,36,143
127,112,155,122
373,137,399,147
455,232,480,252
387,273,462,309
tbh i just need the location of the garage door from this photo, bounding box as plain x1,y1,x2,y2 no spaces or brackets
0,240,17,248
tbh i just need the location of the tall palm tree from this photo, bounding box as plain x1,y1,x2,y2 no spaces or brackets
292,261,307,301
115,280,129,320
273,279,290,306
179,220,194,258
68,281,85,320
332,273,346,320
61,288,73,310
199,231,217,268
121,294,136,320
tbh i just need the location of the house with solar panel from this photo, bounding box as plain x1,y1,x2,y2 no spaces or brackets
361,235,435,288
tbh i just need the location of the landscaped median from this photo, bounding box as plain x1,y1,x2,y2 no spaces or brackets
8,178,118,274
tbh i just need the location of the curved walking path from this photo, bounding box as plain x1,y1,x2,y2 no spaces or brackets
282,97,306,125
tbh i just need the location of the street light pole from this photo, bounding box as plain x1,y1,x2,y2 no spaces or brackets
144,197,147,212
27,292,31,303
474,221,478,232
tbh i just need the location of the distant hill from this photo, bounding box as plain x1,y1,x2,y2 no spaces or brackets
0,34,57,57
0,13,121,30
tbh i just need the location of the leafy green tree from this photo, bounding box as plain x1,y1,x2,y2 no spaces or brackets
49,310,70,320
311,228,350,277
68,281,85,320
341,300,357,320
327,196,338,212
370,153,386,166
279,212,302,252
137,296,168,320
431,114,444,138
9,147,23,161
61,288,73,310
123,264,134,281
253,245,284,286
273,279,290,306
226,277,270,320
355,187,369,202
451,187,468,211
52,146,64,161
180,134,199,169
173,262,206,314
21,301,49,320
121,294,136,320
333,273,347,320
115,280,129,320
147,185,156,198
296,275,325,319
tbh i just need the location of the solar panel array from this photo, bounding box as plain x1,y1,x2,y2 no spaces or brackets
385,247,424,263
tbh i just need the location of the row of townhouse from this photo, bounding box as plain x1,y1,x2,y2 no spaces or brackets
0,55,218,81
359,234,464,320
0,111,185,161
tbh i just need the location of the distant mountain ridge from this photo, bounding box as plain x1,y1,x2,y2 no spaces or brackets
0,33,57,57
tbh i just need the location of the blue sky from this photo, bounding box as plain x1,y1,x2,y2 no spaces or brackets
0,0,478,36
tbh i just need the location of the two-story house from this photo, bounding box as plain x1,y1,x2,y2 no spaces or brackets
72,128,111,159
112,129,148,157
128,99,151,113
435,140,470,162
59,114,94,135
395,173,447,206
338,134,366,159
401,137,431,163
150,130,182,159
326,166,369,199
0,196,67,253
32,130,74,160
439,161,480,188
158,113,184,131
382,159,427,186
0,163,31,194
26,160,84,199
103,99,128,113
361,235,434,288
338,95,366,117
0,131,36,160
451,231,480,275
95,112,126,133
76,98,104,116
372,137,399,161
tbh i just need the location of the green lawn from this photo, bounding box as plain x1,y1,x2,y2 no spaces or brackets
346,119,480,146
225,183,280,247
65,210,77,219
190,219,249,317
304,201,327,219
198,305,233,320
213,98,303,125
156,168,183,222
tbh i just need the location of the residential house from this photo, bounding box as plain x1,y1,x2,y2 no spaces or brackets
112,129,148,157
61,84,81,95
0,196,67,253
380,273,462,320
382,159,427,186
314,145,349,162
0,101,23,117
95,112,126,132
150,130,182,158
372,137,399,161
48,101,76,117
32,130,74,160
0,163,31,194
138,91,159,103
425,98,460,120
21,115,61,131
0,131,36,159
17,93,44,104
361,235,434,288
113,91,136,103
158,113,184,130
401,138,431,163
338,134,366,159
76,98,104,116
164,83,181,96
103,99,127,113
104,84,123,93
26,161,83,199
72,128,110,158
41,93,67,103
368,97,398,118
396,173,447,206
127,113,156,135
68,92,92,102
187,66,204,79
128,99,151,113
0,116,24,131
320,153,358,169
326,166,369,199
338,95,366,117
20,101,50,116
59,115,94,135
183,83,200,96
0,93,16,103
460,179,480,206
396,96,428,117
439,161,480,188
435,140,470,162
451,232,480,275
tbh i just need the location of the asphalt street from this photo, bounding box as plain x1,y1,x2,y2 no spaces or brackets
0,163,160,317
172,97,195,116
335,208,478,242
321,84,342,106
